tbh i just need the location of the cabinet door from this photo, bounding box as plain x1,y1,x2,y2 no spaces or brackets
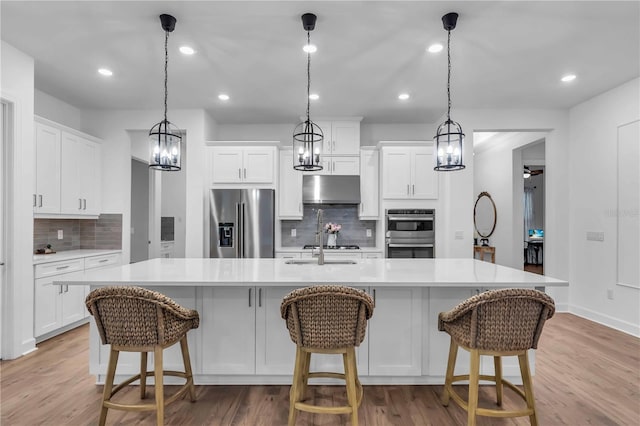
60,132,84,214
255,287,298,375
211,148,243,183
201,287,256,374
368,287,422,376
278,150,303,219
243,148,274,183
34,276,62,337
330,156,359,175
34,122,61,213
359,150,379,218
314,120,332,154
411,148,438,199
61,271,87,325
382,149,411,199
331,121,360,155
78,139,101,214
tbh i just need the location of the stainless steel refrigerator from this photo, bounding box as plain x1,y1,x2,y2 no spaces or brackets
209,189,275,258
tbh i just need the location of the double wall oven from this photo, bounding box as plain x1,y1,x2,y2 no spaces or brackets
385,209,435,258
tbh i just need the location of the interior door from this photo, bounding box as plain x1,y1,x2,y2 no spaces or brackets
130,159,150,263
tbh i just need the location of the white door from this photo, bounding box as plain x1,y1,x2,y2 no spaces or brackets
412,148,439,199
211,148,243,183
278,150,303,219
243,149,274,183
60,132,83,214
382,149,411,199
0,101,6,357
34,122,61,213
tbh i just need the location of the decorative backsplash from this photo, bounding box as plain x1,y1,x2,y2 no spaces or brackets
281,204,376,248
161,216,175,241
34,214,122,252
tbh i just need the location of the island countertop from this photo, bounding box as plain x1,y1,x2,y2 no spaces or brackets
59,257,568,288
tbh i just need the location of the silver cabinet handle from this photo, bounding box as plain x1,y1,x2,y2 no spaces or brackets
373,288,376,304
244,168,247,179
407,185,410,195
83,199,87,210
238,168,242,179
333,140,336,151
98,259,109,263
56,265,70,270
258,288,262,307
0,262,5,266
79,198,82,209
33,194,37,207
412,184,415,195
248,288,252,307
64,285,69,293
39,195,43,207
299,202,302,213
58,285,63,294
333,161,335,172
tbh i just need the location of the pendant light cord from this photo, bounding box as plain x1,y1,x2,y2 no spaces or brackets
446,29,451,121
164,29,169,123
306,32,311,122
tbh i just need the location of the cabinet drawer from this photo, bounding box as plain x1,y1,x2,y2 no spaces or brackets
35,258,84,279
85,253,121,270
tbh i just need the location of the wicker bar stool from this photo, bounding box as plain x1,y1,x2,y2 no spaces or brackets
85,286,200,425
281,285,374,426
438,288,555,426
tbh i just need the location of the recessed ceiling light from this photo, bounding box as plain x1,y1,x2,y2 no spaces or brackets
97,68,113,77
218,94,230,101
303,43,317,53
561,74,577,82
179,46,195,55
398,93,410,100
427,44,443,53
309,93,319,100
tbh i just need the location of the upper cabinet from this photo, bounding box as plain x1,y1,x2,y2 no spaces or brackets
209,145,276,185
315,156,360,175
381,144,438,200
359,148,379,219
278,149,303,219
34,117,102,218
315,120,361,156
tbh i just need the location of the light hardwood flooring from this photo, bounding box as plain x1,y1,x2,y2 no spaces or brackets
1,313,639,425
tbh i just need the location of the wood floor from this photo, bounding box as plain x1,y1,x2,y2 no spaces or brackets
1,313,638,425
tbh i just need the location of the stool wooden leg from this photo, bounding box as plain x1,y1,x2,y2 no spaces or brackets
299,350,311,400
140,352,148,399
441,338,458,406
494,355,503,406
99,348,119,426
180,337,197,402
518,352,538,426
154,346,164,425
468,349,480,426
343,347,359,426
288,347,305,426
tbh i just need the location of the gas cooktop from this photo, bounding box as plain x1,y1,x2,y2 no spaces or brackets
303,245,361,250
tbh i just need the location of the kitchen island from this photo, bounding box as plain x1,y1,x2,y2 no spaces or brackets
60,258,567,385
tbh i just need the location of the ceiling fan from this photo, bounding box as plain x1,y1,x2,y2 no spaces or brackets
523,167,543,179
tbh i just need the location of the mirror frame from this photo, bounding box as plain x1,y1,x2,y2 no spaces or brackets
474,191,497,238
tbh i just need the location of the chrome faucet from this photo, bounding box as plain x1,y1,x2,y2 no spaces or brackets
315,208,325,265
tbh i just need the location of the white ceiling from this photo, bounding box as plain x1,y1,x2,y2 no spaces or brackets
1,1,638,124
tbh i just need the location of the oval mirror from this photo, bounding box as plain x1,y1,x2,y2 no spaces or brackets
474,192,497,238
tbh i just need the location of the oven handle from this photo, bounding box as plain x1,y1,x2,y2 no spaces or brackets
387,243,434,248
386,216,434,221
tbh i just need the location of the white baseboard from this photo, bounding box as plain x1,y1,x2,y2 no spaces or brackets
569,304,640,337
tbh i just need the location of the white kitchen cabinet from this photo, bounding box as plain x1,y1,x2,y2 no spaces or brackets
362,252,383,259
160,241,175,258
315,120,361,156
381,145,438,200
210,146,275,184
368,287,423,376
316,156,360,175
60,132,101,215
34,121,61,213
278,149,303,219
274,252,301,259
201,287,256,374
255,286,298,375
34,116,102,217
83,253,123,317
359,148,379,219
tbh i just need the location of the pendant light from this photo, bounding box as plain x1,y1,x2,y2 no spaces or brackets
434,12,465,171
149,14,181,171
293,13,323,171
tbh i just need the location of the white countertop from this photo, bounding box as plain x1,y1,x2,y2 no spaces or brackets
59,258,568,288
33,249,122,265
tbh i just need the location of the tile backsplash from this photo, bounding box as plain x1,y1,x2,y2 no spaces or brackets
34,214,122,252
281,204,376,248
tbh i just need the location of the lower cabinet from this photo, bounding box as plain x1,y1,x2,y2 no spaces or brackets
368,287,423,376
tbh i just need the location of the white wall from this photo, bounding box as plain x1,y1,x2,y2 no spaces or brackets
0,41,36,358
569,77,640,336
34,89,84,131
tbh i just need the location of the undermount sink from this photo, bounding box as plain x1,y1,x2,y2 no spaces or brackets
285,259,358,265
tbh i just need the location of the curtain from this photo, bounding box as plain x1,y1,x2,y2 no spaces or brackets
523,188,535,264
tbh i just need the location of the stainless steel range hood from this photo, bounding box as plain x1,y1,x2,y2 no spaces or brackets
302,175,361,204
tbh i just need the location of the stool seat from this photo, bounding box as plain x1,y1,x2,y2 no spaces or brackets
438,288,555,426
281,285,374,426
86,286,199,425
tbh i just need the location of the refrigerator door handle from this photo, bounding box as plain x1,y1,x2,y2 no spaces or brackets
241,203,246,258
235,203,241,258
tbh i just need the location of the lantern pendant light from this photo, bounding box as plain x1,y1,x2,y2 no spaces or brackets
293,13,323,171
149,14,182,171
434,12,465,171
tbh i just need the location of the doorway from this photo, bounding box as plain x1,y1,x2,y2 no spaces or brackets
130,159,150,263
0,100,8,358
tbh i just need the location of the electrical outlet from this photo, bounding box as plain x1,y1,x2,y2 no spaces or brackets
366,229,372,237
57,229,63,240
586,231,605,241
455,230,464,240
607,289,614,300
291,228,296,237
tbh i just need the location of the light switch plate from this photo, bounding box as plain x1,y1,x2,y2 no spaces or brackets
291,229,296,237
455,231,464,240
366,229,372,237
57,229,63,239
